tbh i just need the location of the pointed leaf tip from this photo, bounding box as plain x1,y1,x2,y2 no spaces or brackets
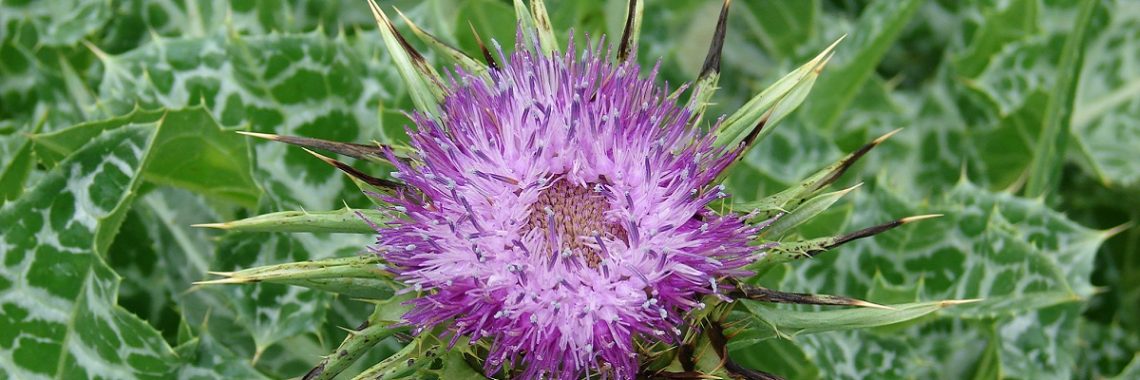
1102,222,1134,239
717,34,847,150
699,0,732,77
193,278,250,285
900,214,944,224
366,1,425,63
758,213,934,267
838,182,864,194
812,128,902,190
391,7,422,34
241,132,395,163
851,300,896,310
468,21,499,70
301,147,335,164
816,35,847,64
874,128,904,144
823,216,920,249
617,0,644,62
235,131,278,140
302,148,403,191
685,0,733,129
395,7,489,76
365,0,443,114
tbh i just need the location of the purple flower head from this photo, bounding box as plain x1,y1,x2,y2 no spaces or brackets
372,34,764,379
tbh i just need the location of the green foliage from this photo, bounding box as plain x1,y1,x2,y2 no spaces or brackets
1073,2,1140,188
0,0,1136,379
32,108,260,207
0,125,176,378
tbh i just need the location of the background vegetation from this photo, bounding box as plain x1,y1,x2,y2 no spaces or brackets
0,0,1136,378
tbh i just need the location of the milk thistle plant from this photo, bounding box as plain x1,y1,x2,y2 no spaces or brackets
198,0,968,378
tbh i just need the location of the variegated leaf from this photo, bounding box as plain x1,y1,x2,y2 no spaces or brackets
0,125,176,379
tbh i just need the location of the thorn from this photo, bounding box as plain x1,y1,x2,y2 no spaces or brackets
468,21,498,70
191,222,227,229
812,34,847,68
206,270,234,276
1103,222,1135,239
396,7,486,74
617,0,641,62
850,299,895,310
837,182,864,195
367,0,426,63
815,128,903,191
303,147,337,164
698,0,732,78
874,128,904,144
392,7,421,33
192,278,247,285
957,160,972,186
822,215,931,252
899,214,944,224
235,131,279,140
302,148,403,191
240,131,394,162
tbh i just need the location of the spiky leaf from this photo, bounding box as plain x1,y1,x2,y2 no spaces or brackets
0,125,176,379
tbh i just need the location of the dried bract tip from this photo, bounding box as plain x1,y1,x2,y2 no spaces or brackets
735,284,892,310
241,131,391,162
302,148,403,191
468,21,499,70
617,0,643,62
699,0,732,77
816,128,903,191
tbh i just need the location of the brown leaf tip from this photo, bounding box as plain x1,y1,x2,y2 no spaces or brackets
699,0,732,77
617,0,641,62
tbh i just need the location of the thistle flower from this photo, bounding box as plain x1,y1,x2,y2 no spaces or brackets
199,1,954,379
372,30,764,378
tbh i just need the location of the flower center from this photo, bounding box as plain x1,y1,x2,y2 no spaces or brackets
526,180,626,268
